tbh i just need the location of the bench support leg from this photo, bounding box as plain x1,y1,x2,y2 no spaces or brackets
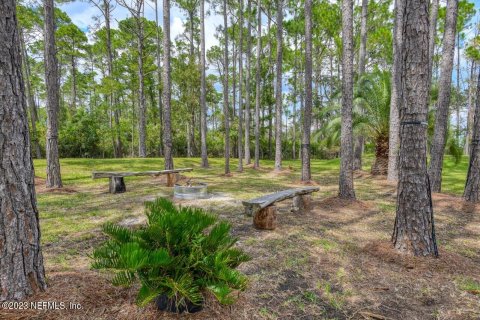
166,173,179,187
109,176,126,194
291,195,312,213
245,206,255,217
253,205,277,230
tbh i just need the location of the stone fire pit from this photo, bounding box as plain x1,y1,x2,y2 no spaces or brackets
174,182,208,200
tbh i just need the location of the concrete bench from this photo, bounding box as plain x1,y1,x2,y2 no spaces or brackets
92,168,193,193
242,187,319,230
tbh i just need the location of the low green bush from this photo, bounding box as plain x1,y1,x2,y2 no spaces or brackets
91,198,250,311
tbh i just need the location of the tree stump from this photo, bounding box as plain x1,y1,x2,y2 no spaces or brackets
109,176,126,193
166,173,178,187
291,195,312,213
253,205,277,230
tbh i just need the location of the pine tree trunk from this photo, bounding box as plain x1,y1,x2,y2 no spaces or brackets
274,0,283,171
428,0,439,82
254,0,262,169
163,0,174,170
0,0,47,300
200,0,208,167
223,0,230,174
187,10,195,158
244,0,252,165
103,0,122,158
44,0,63,188
353,0,368,171
392,0,438,257
428,0,458,193
302,0,313,182
71,55,77,111
267,6,273,159
137,6,147,158
154,0,163,157
237,0,244,172
339,0,355,199
20,29,42,159
465,61,476,155
464,65,480,202
387,0,404,181
358,0,368,75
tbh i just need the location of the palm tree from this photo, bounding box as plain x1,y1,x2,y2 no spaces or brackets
316,70,391,176
354,70,391,175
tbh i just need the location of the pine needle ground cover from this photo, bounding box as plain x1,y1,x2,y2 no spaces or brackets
2,156,478,319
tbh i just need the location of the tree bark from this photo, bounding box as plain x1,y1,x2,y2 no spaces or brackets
465,61,476,155
44,0,63,188
154,0,163,157
0,0,47,300
392,0,438,257
428,0,458,193
274,0,283,171
267,5,273,159
20,29,42,159
358,0,368,75
104,0,122,158
387,0,404,181
137,4,147,158
428,0,439,82
187,9,195,158
339,0,355,199
223,0,230,174
237,0,244,172
371,135,389,175
464,64,480,202
244,0,252,165
353,0,368,171
163,0,174,170
200,0,208,167
302,0,313,182
70,54,77,111
254,0,261,169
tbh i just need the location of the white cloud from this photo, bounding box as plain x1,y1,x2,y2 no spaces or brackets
171,16,185,40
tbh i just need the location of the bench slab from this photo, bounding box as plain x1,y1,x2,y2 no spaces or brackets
243,187,319,216
92,168,193,179
92,168,193,193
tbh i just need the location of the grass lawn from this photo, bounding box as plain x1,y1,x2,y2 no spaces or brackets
3,155,478,319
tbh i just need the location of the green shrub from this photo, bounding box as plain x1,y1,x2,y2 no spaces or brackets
91,198,250,310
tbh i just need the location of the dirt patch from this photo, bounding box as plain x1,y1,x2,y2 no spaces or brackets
35,177,78,194
292,179,321,186
317,196,373,211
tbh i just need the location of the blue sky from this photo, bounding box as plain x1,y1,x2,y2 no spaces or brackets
59,1,222,50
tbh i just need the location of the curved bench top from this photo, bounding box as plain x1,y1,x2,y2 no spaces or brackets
242,186,319,210
92,168,193,179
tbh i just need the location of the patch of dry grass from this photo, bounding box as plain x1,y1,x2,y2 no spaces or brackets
2,157,478,320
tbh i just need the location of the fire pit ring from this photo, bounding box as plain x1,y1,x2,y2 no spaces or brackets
174,183,208,200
